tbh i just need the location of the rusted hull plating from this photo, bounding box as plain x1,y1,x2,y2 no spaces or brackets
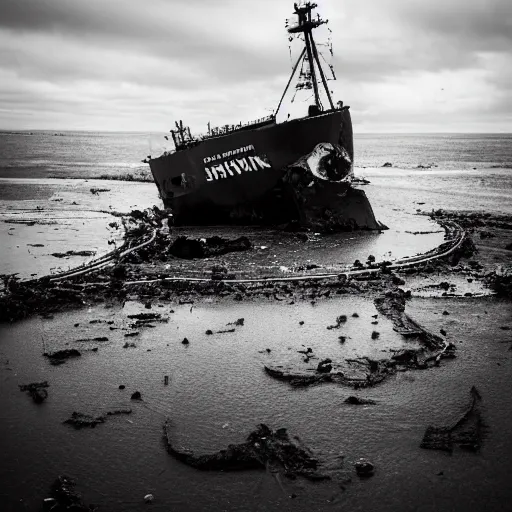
149,109,358,225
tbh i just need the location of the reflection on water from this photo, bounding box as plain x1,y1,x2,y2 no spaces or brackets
1,297,512,511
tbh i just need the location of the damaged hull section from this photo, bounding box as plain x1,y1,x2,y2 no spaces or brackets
149,108,380,230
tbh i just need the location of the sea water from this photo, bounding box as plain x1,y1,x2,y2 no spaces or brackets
1,132,512,511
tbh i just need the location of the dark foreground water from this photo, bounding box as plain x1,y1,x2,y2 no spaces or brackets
1,297,512,512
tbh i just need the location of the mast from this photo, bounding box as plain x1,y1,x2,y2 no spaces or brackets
284,2,335,112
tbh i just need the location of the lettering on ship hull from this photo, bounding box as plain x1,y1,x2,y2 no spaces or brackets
204,145,272,182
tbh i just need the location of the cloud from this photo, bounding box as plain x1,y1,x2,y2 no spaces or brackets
0,0,510,131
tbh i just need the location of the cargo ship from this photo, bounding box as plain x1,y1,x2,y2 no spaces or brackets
148,2,382,231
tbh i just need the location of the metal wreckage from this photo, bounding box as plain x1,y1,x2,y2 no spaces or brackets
147,2,384,232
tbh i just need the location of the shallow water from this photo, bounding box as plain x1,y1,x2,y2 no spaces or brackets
1,132,511,511
1,296,511,511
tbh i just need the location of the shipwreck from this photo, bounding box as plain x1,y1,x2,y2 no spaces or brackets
148,2,383,231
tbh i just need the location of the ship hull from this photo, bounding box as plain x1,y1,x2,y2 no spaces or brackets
149,109,362,226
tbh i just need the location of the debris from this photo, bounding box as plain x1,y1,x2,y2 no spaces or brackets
442,311,450,315
64,411,105,429
164,422,329,480
19,381,49,403
44,475,94,511
205,329,213,335
327,315,347,329
169,236,252,259
127,312,162,321
354,458,375,476
124,332,140,337
420,386,483,453
228,318,245,326
344,396,376,405
371,331,380,340
131,391,142,400
144,494,154,504
119,385,125,390
164,376,169,385
44,349,81,365
317,358,333,373
123,342,136,348
51,250,96,258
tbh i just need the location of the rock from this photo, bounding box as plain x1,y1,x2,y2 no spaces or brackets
19,381,49,403
64,411,106,429
144,494,154,504
382,162,393,167
182,337,189,345
440,329,447,336
345,396,376,405
131,391,142,400
119,385,125,390
317,359,333,373
205,329,213,335
44,349,81,365
164,422,329,481
371,331,380,340
352,312,359,317
442,310,450,315
354,458,374,476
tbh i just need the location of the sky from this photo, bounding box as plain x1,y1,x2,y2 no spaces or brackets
0,0,511,133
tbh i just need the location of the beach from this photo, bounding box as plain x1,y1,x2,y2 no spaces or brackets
1,132,511,511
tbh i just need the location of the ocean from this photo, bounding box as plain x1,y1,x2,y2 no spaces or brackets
0,131,511,179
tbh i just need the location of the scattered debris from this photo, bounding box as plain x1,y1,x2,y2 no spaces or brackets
44,349,81,365
19,381,49,403
169,236,252,259
228,318,245,326
344,396,376,405
354,458,375,477
43,475,95,511
327,315,347,329
51,250,96,258
164,422,330,480
420,386,483,453
64,411,105,429
317,358,333,373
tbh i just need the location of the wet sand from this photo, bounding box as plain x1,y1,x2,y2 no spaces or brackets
0,169,511,511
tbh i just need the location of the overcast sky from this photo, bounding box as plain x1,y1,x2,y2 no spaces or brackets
0,0,510,132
